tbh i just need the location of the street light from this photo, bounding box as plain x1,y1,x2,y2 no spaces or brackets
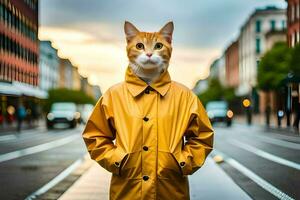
242,98,252,125
242,99,251,108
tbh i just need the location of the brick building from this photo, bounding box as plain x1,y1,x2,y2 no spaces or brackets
225,40,239,88
0,0,39,85
0,0,45,130
286,0,300,47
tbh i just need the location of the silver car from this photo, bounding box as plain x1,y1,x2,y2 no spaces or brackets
206,101,233,127
46,102,81,129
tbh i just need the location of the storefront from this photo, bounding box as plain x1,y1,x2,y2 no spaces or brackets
0,81,48,132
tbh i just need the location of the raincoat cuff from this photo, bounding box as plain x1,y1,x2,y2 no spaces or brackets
110,147,128,176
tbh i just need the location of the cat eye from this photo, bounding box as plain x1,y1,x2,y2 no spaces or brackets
136,43,144,50
154,43,163,50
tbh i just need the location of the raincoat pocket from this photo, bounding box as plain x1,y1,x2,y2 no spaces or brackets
119,150,142,179
157,151,183,179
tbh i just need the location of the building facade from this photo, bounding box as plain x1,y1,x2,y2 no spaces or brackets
225,40,239,88
238,6,286,96
59,58,73,89
286,0,300,47
0,0,46,130
265,30,287,50
209,56,226,86
72,66,81,90
0,0,39,86
92,85,102,100
39,40,59,92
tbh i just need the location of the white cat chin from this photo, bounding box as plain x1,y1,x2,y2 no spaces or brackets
136,54,163,69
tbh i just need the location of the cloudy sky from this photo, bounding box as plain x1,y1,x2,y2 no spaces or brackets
39,0,286,93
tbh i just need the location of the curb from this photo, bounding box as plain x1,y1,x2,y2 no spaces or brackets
29,154,94,200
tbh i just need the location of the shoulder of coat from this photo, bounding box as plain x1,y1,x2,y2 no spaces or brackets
106,82,124,92
171,81,191,91
101,82,125,100
170,81,198,99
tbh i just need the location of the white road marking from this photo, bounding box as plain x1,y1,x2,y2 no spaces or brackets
0,134,81,163
0,129,47,142
212,149,295,200
229,125,300,150
0,134,17,141
229,139,300,171
250,134,300,150
24,156,85,200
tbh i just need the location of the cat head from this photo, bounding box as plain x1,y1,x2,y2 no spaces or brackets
124,21,174,72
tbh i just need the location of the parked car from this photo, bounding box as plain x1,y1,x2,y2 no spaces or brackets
206,100,233,127
79,104,95,124
46,102,81,129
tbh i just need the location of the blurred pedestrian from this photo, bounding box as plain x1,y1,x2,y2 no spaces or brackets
16,102,26,133
293,101,300,131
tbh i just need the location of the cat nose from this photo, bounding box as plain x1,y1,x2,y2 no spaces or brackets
146,53,152,57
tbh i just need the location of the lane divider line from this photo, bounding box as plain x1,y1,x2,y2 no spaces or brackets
229,139,300,171
249,134,300,150
24,156,85,200
212,149,295,200
0,134,17,142
0,134,80,163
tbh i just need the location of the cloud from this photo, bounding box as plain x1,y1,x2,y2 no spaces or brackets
39,0,287,92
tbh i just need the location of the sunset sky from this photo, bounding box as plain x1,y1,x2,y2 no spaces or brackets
39,0,286,93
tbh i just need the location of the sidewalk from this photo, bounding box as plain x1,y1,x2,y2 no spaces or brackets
0,118,46,135
234,114,300,135
58,156,251,200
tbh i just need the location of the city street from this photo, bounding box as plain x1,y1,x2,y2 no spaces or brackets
1,0,299,199
0,125,86,200
212,123,300,200
0,122,299,199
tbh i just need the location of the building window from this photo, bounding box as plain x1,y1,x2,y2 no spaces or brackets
281,20,286,30
256,20,261,33
291,4,295,22
256,38,261,53
297,3,300,20
292,32,295,47
270,20,276,31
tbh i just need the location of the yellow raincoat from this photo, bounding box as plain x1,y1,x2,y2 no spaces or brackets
82,66,214,200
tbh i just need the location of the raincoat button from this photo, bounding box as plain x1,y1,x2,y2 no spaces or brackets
180,162,185,167
143,117,149,121
143,175,149,181
114,162,120,167
143,146,148,151
145,88,150,94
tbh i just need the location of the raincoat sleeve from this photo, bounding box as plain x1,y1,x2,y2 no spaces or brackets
82,95,128,176
180,94,214,175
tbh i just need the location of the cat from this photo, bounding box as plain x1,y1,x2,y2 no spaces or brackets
124,21,174,85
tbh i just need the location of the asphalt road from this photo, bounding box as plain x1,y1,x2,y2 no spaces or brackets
0,125,87,200
0,122,299,200
212,123,300,200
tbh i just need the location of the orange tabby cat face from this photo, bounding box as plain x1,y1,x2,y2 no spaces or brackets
124,21,173,70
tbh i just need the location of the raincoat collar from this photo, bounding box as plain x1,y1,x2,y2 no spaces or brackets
125,65,171,97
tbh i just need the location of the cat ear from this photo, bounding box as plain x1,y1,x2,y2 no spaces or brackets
159,21,174,44
124,21,140,42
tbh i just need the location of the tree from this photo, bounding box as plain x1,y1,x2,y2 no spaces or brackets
198,78,235,106
257,41,292,126
44,88,96,112
257,42,292,91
